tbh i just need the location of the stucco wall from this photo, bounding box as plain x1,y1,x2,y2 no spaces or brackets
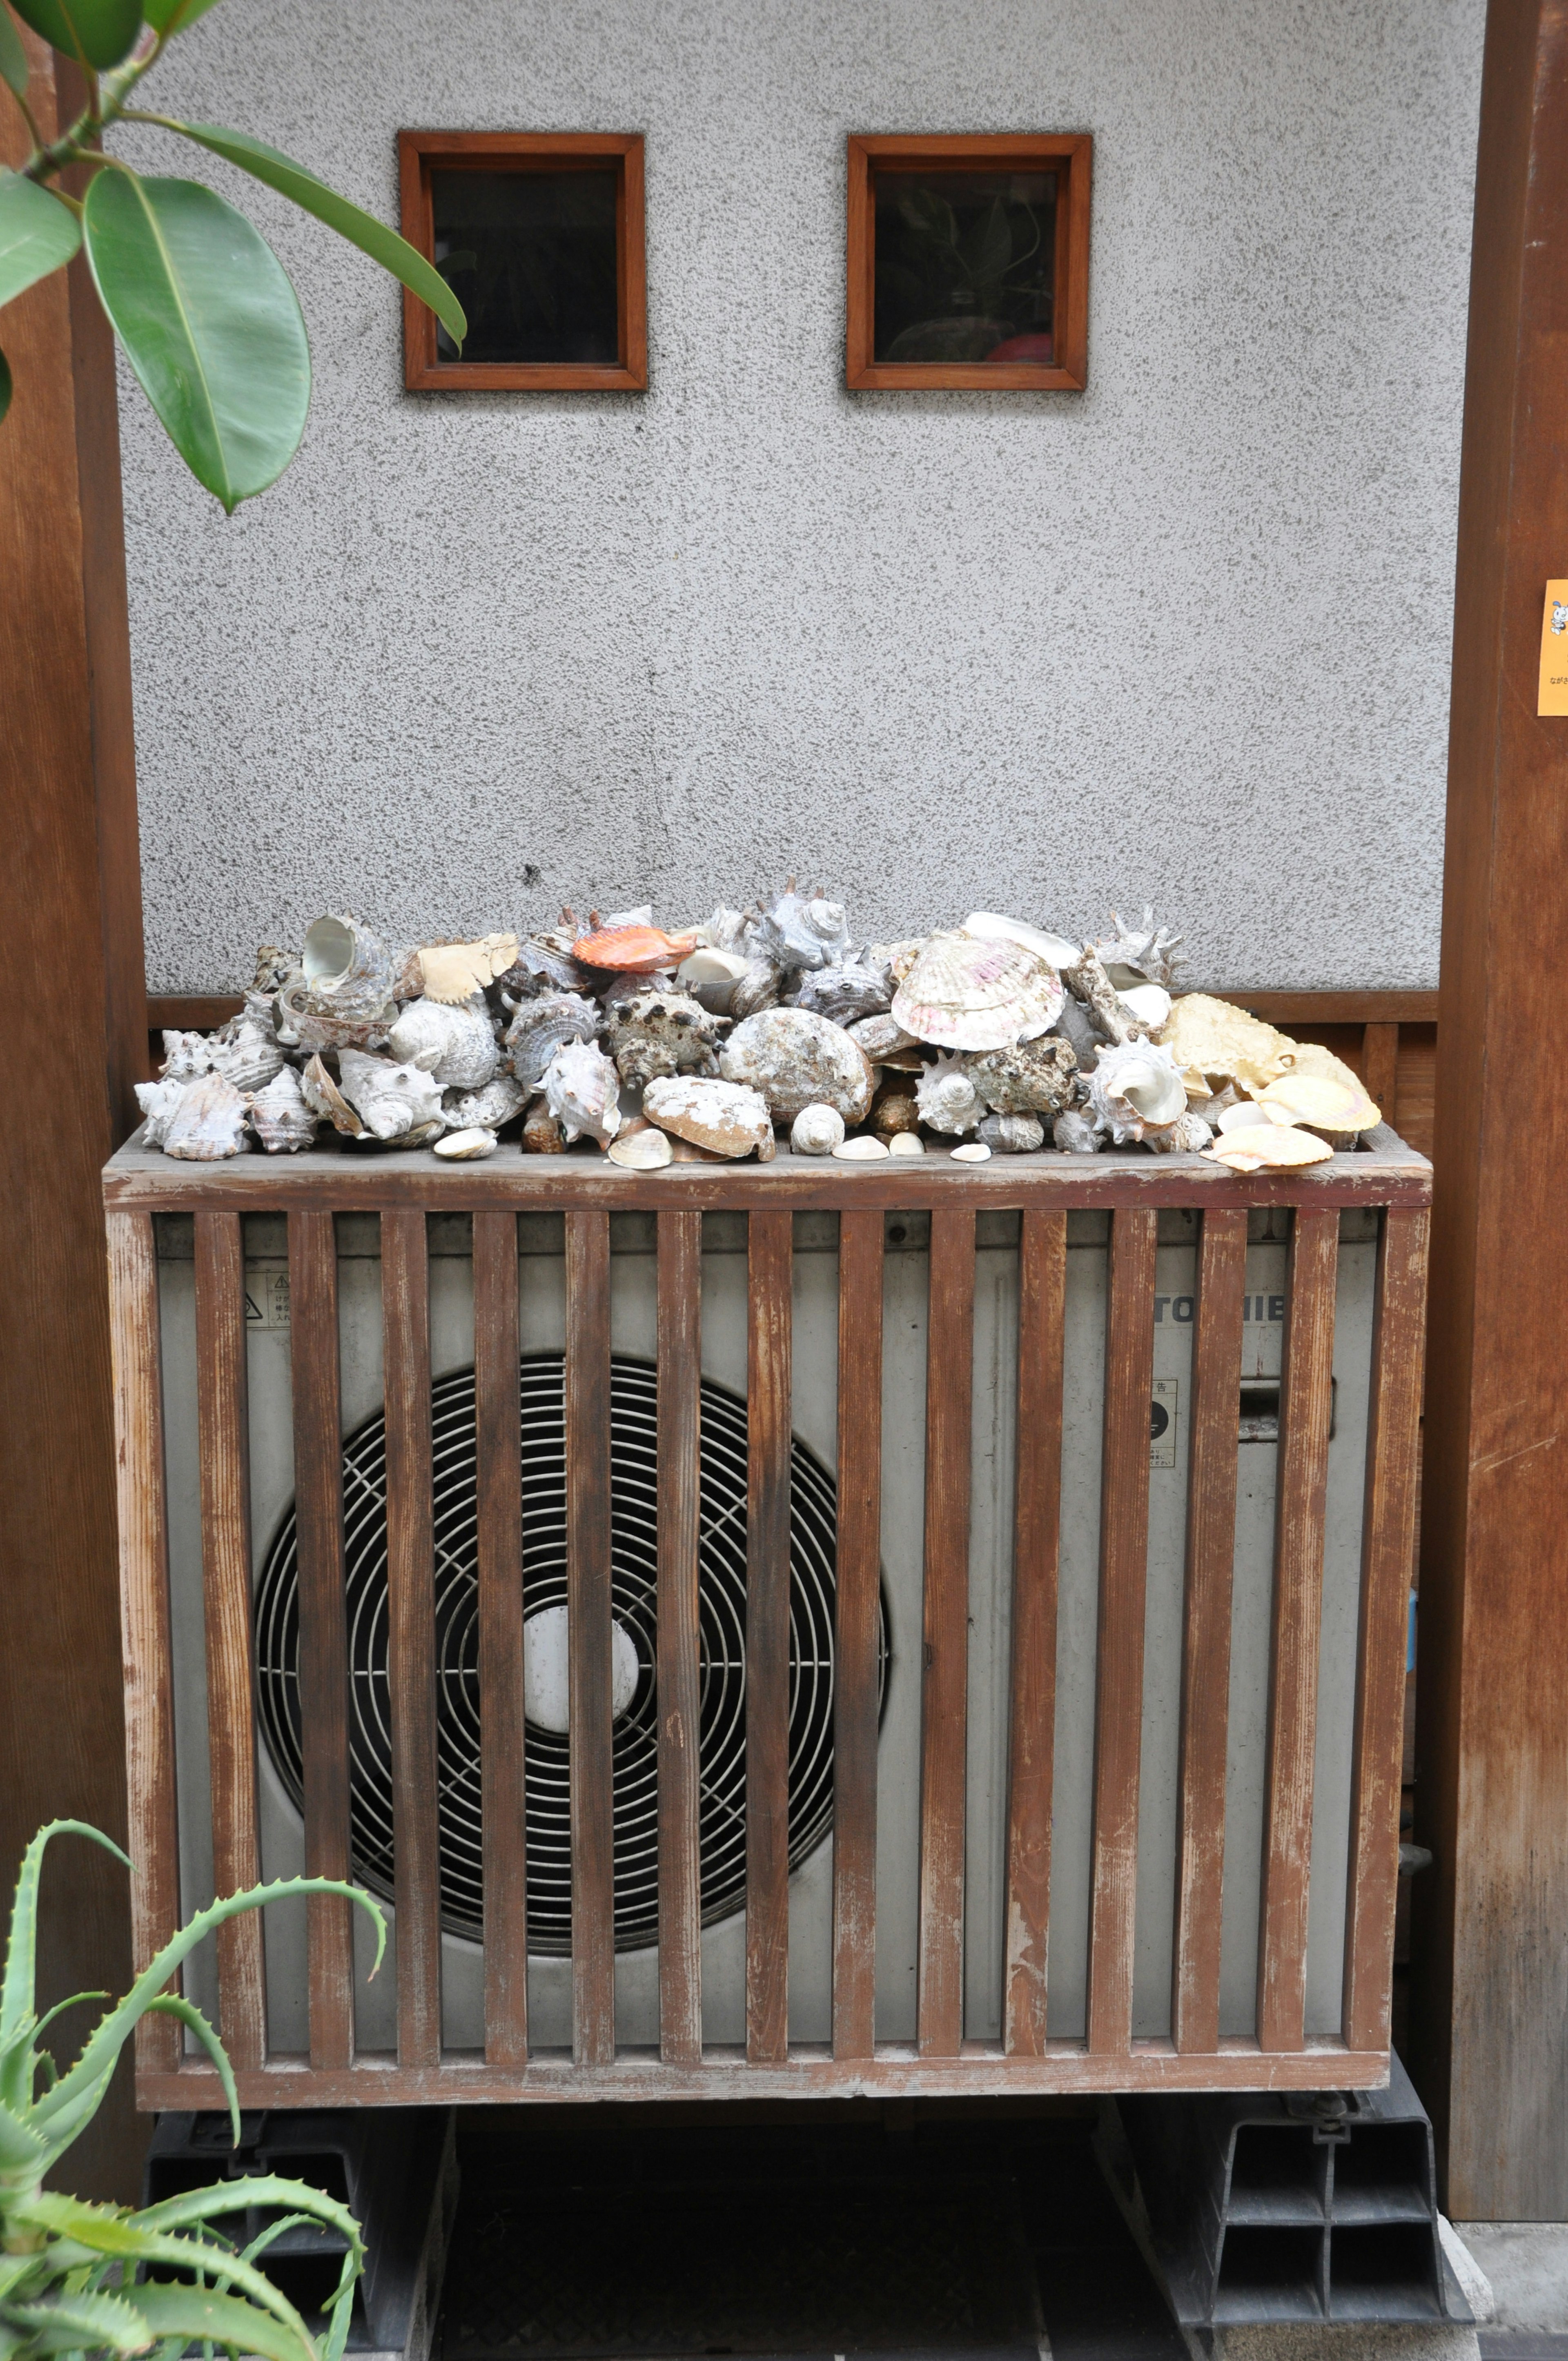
116,0,1486,994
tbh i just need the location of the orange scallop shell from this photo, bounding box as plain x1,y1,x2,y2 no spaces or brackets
571,925,701,973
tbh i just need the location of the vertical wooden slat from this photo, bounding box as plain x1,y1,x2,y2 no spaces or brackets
194,1212,265,2069
833,1209,884,2062
566,1209,615,2066
382,1209,441,2069
1342,1207,1430,2051
1172,1207,1249,2054
474,1209,527,2067
917,1207,976,2058
1003,1209,1066,2058
1086,1208,1158,2055
1256,1207,1339,2052
746,1209,794,2064
1361,1021,1400,1121
107,1209,181,2076
289,1211,354,2071
657,1209,704,2064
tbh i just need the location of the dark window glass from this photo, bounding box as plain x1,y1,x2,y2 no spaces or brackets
872,169,1056,365
431,168,619,365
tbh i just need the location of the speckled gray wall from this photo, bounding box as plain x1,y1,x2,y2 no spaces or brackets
117,0,1485,994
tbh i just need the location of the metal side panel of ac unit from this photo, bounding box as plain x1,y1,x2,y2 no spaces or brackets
154,1202,1378,2069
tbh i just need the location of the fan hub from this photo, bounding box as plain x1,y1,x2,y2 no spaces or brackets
522,1602,639,1734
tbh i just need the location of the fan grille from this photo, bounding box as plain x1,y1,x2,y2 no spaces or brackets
254,1352,884,1954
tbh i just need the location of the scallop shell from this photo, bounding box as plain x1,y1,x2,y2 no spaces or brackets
443,1073,528,1132
643,1075,772,1160
150,1072,248,1161
846,1011,924,1068
915,1051,982,1136
542,1038,622,1147
961,912,1081,972
1254,1044,1379,1136
1203,1125,1334,1172
893,930,1064,1052
608,1125,675,1171
246,1065,317,1154
720,1008,875,1123
833,1135,889,1162
433,1127,498,1160
790,1104,846,1156
337,1049,446,1143
1087,1040,1189,1144
978,1111,1045,1154
951,1141,991,1163
1093,907,1185,990
572,924,701,974
1252,1070,1374,1142
789,958,892,1024
415,934,519,1004
1053,1109,1103,1155
1158,993,1294,1101
504,992,602,1092
751,884,853,972
606,987,724,1089
386,995,500,1090
964,1035,1078,1118
300,1054,365,1138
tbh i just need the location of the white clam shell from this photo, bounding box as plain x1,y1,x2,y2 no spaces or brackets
790,1104,846,1156
888,1131,926,1157
950,1141,991,1162
607,1125,675,1170
675,947,752,1013
831,1135,889,1161
893,930,1064,1052
961,911,1080,972
433,1126,498,1160
1217,1100,1270,1134
720,1007,875,1123
1116,983,1172,1031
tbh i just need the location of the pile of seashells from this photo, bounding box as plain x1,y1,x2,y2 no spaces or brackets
133,890,1381,1169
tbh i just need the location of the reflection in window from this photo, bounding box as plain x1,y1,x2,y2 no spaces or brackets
431,168,619,365
872,171,1056,365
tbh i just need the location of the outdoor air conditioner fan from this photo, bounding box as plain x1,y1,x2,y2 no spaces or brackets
254,1352,888,1955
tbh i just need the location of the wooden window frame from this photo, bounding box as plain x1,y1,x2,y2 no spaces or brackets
397,130,647,392
846,133,1092,392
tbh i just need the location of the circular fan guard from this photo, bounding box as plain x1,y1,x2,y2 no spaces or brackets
255,1352,886,1953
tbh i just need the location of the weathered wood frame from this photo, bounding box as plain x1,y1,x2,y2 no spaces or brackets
105,1130,1428,2109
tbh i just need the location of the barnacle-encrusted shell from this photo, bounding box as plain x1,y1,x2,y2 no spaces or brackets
846,1011,924,1067
1094,907,1185,990
789,958,892,1024
643,1075,773,1159
608,1125,674,1171
433,1127,498,1160
504,992,601,1092
751,885,853,972
1053,1109,1103,1154
978,1111,1045,1154
572,924,700,974
720,1008,875,1123
961,911,1081,972
415,934,519,1004
1145,1110,1215,1155
915,1051,983,1136
1203,1124,1334,1172
1061,948,1148,1047
790,1104,846,1156
138,1071,247,1160
1087,1040,1189,1145
300,1054,365,1137
246,1065,316,1154
542,1039,622,1147
337,1049,446,1143
387,995,499,1090
1158,993,1295,1102
965,1035,1078,1117
606,987,724,1089
893,930,1063,1052
443,1073,528,1132
728,959,786,1021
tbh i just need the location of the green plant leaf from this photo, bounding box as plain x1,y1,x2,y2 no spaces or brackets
0,2099,48,2180
0,2288,156,2354
16,2201,318,2357
141,1996,238,2146
0,8,29,100
81,167,309,511
0,174,81,313
123,2283,313,2361
134,2174,361,2256
142,0,220,27
0,344,9,423
150,120,466,345
7,0,140,69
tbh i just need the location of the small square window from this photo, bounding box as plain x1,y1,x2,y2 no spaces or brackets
398,131,647,391
846,134,1091,391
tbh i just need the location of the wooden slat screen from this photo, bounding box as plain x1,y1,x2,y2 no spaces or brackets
474,1208,528,2066
745,1209,794,2064
565,1209,615,2067
832,1208,884,2063
916,1208,976,2058
657,1208,704,2064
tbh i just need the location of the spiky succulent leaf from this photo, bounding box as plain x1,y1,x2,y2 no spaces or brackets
2,1826,128,2045
0,2287,155,2353
121,2282,314,2361
141,1995,239,2145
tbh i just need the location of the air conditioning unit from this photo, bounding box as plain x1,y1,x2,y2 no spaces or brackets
105,1139,1428,2106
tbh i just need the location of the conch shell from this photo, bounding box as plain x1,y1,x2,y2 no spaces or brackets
572,923,700,974
272,914,397,1051
135,1071,248,1161
1093,907,1184,990
606,987,724,1089
337,1049,445,1143
788,958,892,1024
205,996,285,1094
542,1038,621,1147
790,1104,846,1156
414,934,519,1004
751,883,853,972
915,1051,983,1136
977,1111,1045,1154
893,930,1063,1052
504,992,601,1091
965,1035,1077,1117
1158,993,1294,1103
728,959,786,1020
443,1073,528,1132
1145,1110,1215,1155
386,995,499,1089
1087,1040,1189,1145
675,947,752,1013
643,1075,773,1160
720,1007,875,1123
1203,1124,1334,1172
1054,1109,1102,1154
246,1065,316,1154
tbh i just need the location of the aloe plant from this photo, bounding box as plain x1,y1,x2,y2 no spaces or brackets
0,0,467,508
0,1820,387,2361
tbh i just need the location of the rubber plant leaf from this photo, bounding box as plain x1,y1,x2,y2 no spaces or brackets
0,2289,156,2354
0,8,29,100
152,120,466,345
141,0,221,28
0,174,80,312
81,169,309,511
122,2284,313,2361
7,0,140,70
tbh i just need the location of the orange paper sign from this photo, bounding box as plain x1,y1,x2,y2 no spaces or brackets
1539,581,1568,714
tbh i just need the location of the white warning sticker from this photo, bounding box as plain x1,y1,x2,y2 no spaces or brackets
244,1264,291,1330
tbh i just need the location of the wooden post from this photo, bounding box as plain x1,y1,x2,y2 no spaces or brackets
0,33,147,2197
1412,0,1568,2220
